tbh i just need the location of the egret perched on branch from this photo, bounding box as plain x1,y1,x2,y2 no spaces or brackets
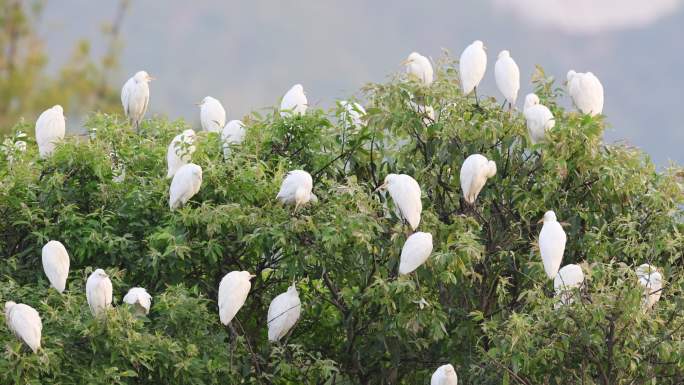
86,269,113,317
35,105,66,158
276,170,315,211
376,174,422,230
218,271,255,325
399,232,433,275
554,264,584,307
4,302,42,353
494,50,520,107
166,129,197,178
523,93,555,144
403,52,434,86
459,40,487,100
267,284,301,342
169,163,203,210
460,154,496,204
280,84,307,117
41,240,70,293
198,96,226,132
538,211,566,279
339,101,366,128
123,287,152,316
431,364,458,385
121,70,153,130
408,101,435,125
567,70,604,116
221,120,246,158
636,264,663,310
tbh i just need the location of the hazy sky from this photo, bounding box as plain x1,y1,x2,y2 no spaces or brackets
40,1,683,165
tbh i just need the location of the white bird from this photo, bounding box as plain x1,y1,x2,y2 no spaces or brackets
431,364,458,385
4,302,42,353
35,105,66,158
459,40,487,98
567,70,604,116
339,101,366,127
221,120,246,157
41,240,70,293
538,211,567,279
166,129,197,178
198,96,226,132
494,50,520,107
280,84,307,117
276,170,315,211
399,232,433,275
169,163,203,210
267,284,301,342
376,174,422,230
123,287,152,316
86,269,113,317
409,102,436,125
404,52,434,86
121,70,153,130
554,264,584,306
636,264,663,310
218,271,255,325
460,154,496,204
523,93,555,144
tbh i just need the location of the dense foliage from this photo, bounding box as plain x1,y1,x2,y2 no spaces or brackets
0,59,683,384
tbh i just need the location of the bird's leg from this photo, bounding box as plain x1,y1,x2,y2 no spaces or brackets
500,99,507,109
474,87,479,106
226,324,237,371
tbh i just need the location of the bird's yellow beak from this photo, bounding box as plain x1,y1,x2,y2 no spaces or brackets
147,76,156,81
249,274,256,279
560,221,570,227
195,101,202,106
373,182,388,193
537,218,544,224
400,59,410,65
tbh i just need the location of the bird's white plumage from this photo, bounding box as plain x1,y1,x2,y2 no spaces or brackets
339,101,366,127
408,102,436,125
35,105,66,158
460,154,497,204
567,70,604,116
166,129,197,178
123,287,152,316
405,52,434,86
494,50,520,105
86,269,113,316
276,170,314,209
4,302,42,353
554,264,584,306
459,40,487,95
169,163,203,210
121,70,152,130
636,264,663,310
280,84,307,117
267,284,301,342
381,174,422,230
41,240,70,293
218,271,253,325
399,232,433,275
199,96,226,132
539,211,566,279
221,120,246,157
523,93,555,144
431,364,458,385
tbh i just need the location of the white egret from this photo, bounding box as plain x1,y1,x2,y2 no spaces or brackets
339,101,366,127
567,70,604,116
169,163,203,210
554,264,584,307
276,170,315,211
409,101,435,125
280,84,307,117
459,40,487,99
198,96,226,132
218,271,255,325
166,129,197,178
35,105,66,158
4,302,42,353
494,50,520,107
86,269,113,317
538,211,566,279
123,287,152,316
221,120,246,158
121,70,153,130
376,174,422,230
460,154,496,204
399,232,433,275
267,284,301,342
636,264,663,310
403,52,434,86
523,93,555,144
41,240,70,293
431,364,458,385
